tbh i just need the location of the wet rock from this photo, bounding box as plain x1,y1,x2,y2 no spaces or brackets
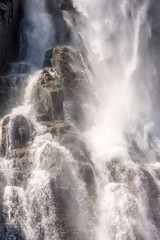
63,100,95,130
79,162,95,196
51,46,91,100
41,120,92,165
46,0,76,46
35,69,64,122
43,46,95,130
2,115,34,155
10,115,34,149
0,0,22,71
40,155,95,240
12,149,30,188
60,0,75,11
106,158,160,231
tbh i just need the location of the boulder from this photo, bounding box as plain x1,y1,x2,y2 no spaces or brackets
43,46,95,130
41,120,92,164
35,69,64,122
51,46,91,99
40,120,96,197
1,115,34,155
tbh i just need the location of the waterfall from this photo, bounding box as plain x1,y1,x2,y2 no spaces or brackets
72,0,160,239
1,0,160,239
19,0,55,66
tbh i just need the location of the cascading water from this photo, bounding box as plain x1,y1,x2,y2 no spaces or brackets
20,0,55,66
1,0,160,239
72,0,160,239
0,1,95,240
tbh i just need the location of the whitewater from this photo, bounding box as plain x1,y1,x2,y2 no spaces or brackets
1,0,160,239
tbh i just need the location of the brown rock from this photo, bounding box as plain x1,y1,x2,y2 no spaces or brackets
51,46,91,100
35,69,64,122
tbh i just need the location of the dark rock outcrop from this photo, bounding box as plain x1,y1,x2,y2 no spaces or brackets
2,115,34,155
0,0,22,71
35,68,64,122
51,46,91,99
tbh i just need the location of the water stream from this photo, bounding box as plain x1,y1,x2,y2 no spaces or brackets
1,0,160,239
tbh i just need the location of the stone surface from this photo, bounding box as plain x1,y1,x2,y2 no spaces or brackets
0,0,22,71
2,115,34,156
35,68,64,122
43,46,95,129
51,46,90,98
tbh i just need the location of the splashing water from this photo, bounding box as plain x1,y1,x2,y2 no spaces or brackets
2,0,160,239
72,0,160,239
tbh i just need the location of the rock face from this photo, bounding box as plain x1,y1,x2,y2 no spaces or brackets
46,0,76,46
51,47,89,98
35,69,64,122
2,115,34,156
44,46,95,129
0,0,22,71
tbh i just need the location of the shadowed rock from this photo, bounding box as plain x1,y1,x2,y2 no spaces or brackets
2,115,34,155
35,68,64,122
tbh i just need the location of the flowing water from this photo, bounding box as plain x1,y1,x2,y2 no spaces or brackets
73,0,160,239
1,0,160,239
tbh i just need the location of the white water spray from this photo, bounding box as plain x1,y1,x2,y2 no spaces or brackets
1,0,160,239
73,0,160,239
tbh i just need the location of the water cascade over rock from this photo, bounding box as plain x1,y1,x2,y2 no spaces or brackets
1,0,160,240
